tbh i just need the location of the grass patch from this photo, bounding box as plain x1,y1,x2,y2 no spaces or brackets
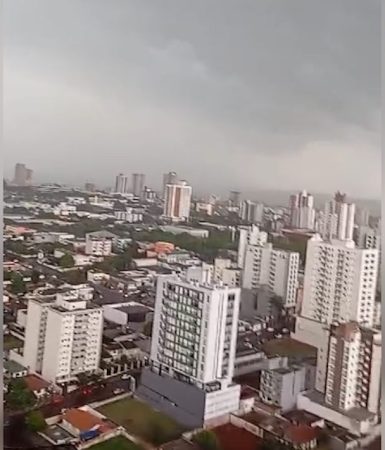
263,338,317,359
97,398,185,445
89,436,143,450
4,335,24,351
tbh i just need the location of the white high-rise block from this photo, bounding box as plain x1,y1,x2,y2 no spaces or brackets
325,323,381,415
23,291,103,384
163,181,192,222
237,225,268,269
242,243,299,308
301,235,378,327
151,275,240,388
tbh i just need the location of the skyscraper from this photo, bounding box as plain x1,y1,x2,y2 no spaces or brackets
320,194,355,241
289,190,315,230
114,173,129,194
229,190,241,207
163,180,192,222
163,171,178,198
300,235,378,328
239,200,264,224
237,225,268,269
132,173,145,197
12,163,33,186
138,274,241,428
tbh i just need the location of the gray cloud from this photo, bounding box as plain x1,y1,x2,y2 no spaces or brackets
4,0,380,198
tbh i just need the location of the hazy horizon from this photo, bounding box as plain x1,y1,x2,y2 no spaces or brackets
4,0,380,199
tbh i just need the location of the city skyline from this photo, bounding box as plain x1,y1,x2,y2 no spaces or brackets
4,0,380,199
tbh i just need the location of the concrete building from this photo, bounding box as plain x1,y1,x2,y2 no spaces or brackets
260,363,316,412
289,190,315,230
320,197,355,241
242,243,299,309
132,173,145,197
237,225,268,269
23,291,103,384
239,201,264,224
356,226,380,250
300,235,378,328
325,322,381,415
85,230,116,256
138,275,241,428
114,208,143,223
114,173,129,194
163,181,192,222
12,163,33,186
163,171,178,199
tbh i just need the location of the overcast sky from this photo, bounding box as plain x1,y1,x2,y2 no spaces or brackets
4,0,380,199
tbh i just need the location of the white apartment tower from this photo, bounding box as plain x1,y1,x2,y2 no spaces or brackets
85,230,115,256
237,225,268,269
114,173,129,194
23,290,103,384
324,322,381,415
242,243,299,308
289,190,315,230
163,171,178,198
301,235,378,328
138,275,241,428
163,181,192,222
320,198,355,241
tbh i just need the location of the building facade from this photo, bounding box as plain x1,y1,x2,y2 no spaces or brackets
289,190,315,230
85,231,115,256
23,291,103,384
114,173,129,194
138,275,241,428
237,225,268,269
163,181,192,222
300,235,378,328
132,173,145,197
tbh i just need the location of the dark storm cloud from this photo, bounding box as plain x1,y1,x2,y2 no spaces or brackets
4,0,380,198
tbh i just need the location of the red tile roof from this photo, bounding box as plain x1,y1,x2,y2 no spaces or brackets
284,424,319,444
23,374,50,393
212,423,262,450
62,408,114,434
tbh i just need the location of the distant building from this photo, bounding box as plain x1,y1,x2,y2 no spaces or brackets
239,201,264,224
114,173,129,194
162,171,178,198
289,190,315,230
85,230,116,256
114,208,143,223
84,182,96,192
163,181,192,222
237,225,268,269
132,173,145,197
318,193,355,241
138,275,241,428
12,163,33,187
229,190,241,207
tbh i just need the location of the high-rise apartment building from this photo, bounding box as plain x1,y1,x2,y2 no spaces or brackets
229,191,241,207
12,163,33,186
163,180,192,222
242,243,299,309
132,173,145,197
163,172,178,198
114,173,129,194
85,230,115,256
320,195,355,241
237,225,268,269
289,190,315,230
23,290,103,384
300,235,378,328
138,275,241,428
324,322,381,415
239,200,264,224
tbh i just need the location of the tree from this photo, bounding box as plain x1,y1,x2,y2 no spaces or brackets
25,410,47,432
59,253,75,268
10,273,26,294
192,430,221,450
6,379,36,411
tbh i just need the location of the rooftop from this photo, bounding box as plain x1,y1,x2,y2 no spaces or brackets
212,423,262,450
4,360,27,374
160,438,201,450
62,408,114,433
24,374,50,392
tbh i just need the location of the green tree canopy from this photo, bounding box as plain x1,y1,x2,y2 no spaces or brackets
59,253,75,268
6,378,36,411
10,272,26,294
25,410,47,432
192,430,221,450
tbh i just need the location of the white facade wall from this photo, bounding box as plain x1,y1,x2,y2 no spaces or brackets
301,235,378,327
237,225,268,269
243,243,299,308
163,181,192,222
151,275,240,388
85,237,113,256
